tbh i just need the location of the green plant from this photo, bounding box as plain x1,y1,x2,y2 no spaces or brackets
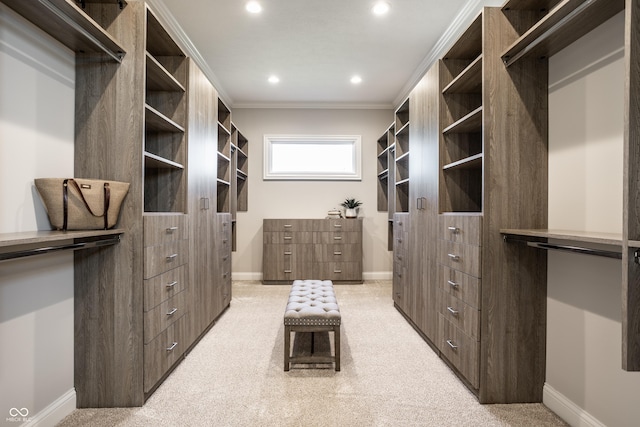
341,198,362,209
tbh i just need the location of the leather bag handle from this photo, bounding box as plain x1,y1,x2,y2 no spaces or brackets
62,179,112,230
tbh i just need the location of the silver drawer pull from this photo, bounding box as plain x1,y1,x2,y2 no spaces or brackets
447,253,460,261
447,306,459,316
448,226,460,234
284,270,292,273
397,238,403,243
223,239,228,243
334,251,342,255
223,272,228,278
334,224,342,228
446,340,458,350
166,342,178,352
334,270,342,273
447,280,459,288
166,281,178,289
166,226,178,233
167,307,178,316
284,236,293,240
284,251,292,255
223,256,229,261
398,221,403,226
397,255,403,260
334,236,342,240
397,272,402,278
166,253,178,261
284,224,292,228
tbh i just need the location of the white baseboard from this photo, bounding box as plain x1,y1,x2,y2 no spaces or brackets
23,388,76,427
363,271,392,280
543,383,605,427
232,272,393,281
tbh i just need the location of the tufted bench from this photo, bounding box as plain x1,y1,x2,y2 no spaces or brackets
284,279,341,371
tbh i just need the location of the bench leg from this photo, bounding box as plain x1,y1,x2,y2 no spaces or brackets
335,325,341,372
284,325,291,371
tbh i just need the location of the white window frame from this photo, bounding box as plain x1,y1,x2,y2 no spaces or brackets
263,134,362,181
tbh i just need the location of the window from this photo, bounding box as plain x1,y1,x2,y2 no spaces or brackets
263,134,362,180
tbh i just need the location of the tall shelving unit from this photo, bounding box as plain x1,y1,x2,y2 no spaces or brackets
216,99,232,214
435,6,549,403
143,9,188,213
394,99,411,213
439,14,483,213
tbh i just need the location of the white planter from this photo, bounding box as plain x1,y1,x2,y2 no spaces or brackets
345,208,358,218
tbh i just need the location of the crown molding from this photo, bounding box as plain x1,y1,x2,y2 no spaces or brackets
232,102,394,110
145,0,233,107
391,0,503,108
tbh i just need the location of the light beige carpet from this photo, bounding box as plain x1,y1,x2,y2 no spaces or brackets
58,280,567,426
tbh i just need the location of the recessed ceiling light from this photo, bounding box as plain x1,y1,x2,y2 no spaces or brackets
268,75,280,84
351,75,362,84
372,1,390,16
246,1,262,14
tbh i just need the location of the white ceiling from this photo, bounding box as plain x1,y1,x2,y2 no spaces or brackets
152,0,477,109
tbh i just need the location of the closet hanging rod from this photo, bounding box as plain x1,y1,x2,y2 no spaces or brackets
38,0,124,63
503,236,622,260
502,0,598,67
0,235,121,262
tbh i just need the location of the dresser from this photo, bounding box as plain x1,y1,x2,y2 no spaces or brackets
142,214,190,393
263,218,363,284
437,214,482,389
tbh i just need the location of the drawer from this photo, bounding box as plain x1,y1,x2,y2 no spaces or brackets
263,231,313,244
314,231,360,244
314,244,361,262
144,313,189,393
144,214,188,247
144,290,188,344
315,262,362,281
438,240,481,278
438,265,481,309
437,289,480,340
144,264,188,311
314,218,362,232
438,314,479,389
263,219,313,232
394,213,409,231
144,239,189,279
439,215,482,246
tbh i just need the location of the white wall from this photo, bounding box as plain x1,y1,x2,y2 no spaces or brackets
230,108,393,280
545,11,640,427
0,5,76,426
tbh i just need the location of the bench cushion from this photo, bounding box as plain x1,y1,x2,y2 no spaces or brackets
284,280,341,326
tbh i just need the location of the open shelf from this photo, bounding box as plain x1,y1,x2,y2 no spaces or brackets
218,99,231,133
144,151,184,169
146,8,183,57
501,0,625,67
502,0,561,10
1,0,126,62
501,228,622,246
443,106,483,134
442,55,483,94
146,53,186,92
145,104,185,133
443,153,483,171
443,12,482,60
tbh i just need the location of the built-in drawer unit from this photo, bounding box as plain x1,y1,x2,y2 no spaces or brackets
437,289,479,340
438,265,481,309
263,218,363,284
438,314,479,389
143,214,190,393
437,240,481,278
392,213,410,307
437,214,482,390
143,264,188,312
143,313,189,393
439,214,482,245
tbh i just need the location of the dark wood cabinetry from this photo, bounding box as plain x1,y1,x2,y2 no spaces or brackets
263,219,363,284
2,0,243,407
388,5,548,404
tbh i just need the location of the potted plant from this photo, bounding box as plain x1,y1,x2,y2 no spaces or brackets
341,198,362,218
